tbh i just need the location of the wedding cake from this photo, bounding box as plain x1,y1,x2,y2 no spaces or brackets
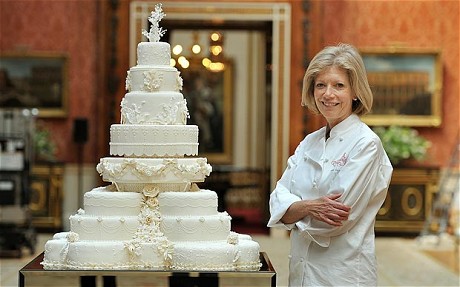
41,4,261,271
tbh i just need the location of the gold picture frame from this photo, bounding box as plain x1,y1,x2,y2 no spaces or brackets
180,60,233,164
0,52,68,118
360,48,442,127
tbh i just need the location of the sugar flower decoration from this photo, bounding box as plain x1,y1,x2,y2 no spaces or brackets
227,232,239,245
125,240,142,258
66,232,80,243
142,3,167,42
143,184,161,198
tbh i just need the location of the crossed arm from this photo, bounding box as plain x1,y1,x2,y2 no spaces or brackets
280,193,350,227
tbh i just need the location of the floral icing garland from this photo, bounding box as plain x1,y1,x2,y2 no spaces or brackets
96,158,212,181
124,185,173,267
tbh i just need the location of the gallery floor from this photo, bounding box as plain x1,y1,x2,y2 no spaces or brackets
1,232,459,287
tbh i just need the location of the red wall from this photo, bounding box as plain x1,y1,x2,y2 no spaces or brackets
1,0,459,169
290,0,460,168
0,0,100,164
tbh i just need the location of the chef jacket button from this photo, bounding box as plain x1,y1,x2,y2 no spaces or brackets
324,158,329,163
339,137,344,142
288,255,292,259
300,258,304,262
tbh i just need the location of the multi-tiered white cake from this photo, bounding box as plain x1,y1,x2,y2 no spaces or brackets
41,4,261,271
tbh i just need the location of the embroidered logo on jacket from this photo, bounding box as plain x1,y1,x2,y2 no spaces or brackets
332,153,348,167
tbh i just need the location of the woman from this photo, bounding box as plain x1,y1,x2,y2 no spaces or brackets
268,43,393,286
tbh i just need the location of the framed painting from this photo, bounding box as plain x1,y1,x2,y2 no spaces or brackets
360,48,442,127
180,60,233,164
0,53,68,117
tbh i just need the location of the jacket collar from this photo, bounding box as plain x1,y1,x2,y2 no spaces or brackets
327,114,360,139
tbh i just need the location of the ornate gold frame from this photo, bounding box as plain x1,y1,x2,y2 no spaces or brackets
360,47,442,127
0,52,68,118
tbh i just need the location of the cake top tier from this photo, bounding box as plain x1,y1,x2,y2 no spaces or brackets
142,3,167,42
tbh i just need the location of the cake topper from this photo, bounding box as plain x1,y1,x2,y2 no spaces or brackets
142,3,166,42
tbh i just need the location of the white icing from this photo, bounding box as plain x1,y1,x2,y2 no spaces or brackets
42,185,175,270
161,213,231,241
83,187,142,216
70,214,138,241
44,241,167,270
42,189,261,271
158,190,218,216
52,231,70,240
137,42,171,66
171,241,238,271
96,158,212,189
127,66,182,92
234,234,262,270
42,237,68,269
120,92,189,125
109,125,198,157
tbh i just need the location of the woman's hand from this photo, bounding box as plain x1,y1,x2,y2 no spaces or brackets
306,194,350,226
281,194,350,226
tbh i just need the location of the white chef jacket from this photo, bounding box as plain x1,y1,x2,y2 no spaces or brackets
268,114,393,287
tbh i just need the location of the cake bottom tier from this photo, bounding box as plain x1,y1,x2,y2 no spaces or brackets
42,232,168,270
42,232,261,272
171,236,261,271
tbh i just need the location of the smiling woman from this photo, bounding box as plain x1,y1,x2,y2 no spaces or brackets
301,43,373,119
268,43,393,286
313,66,354,130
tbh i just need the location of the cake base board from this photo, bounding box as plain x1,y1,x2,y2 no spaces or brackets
19,252,276,287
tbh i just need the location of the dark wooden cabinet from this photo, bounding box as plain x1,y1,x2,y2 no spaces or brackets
29,163,64,231
376,168,439,233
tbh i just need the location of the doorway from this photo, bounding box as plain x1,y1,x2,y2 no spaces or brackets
129,1,291,232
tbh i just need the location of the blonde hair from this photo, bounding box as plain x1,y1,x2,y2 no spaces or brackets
301,43,373,116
